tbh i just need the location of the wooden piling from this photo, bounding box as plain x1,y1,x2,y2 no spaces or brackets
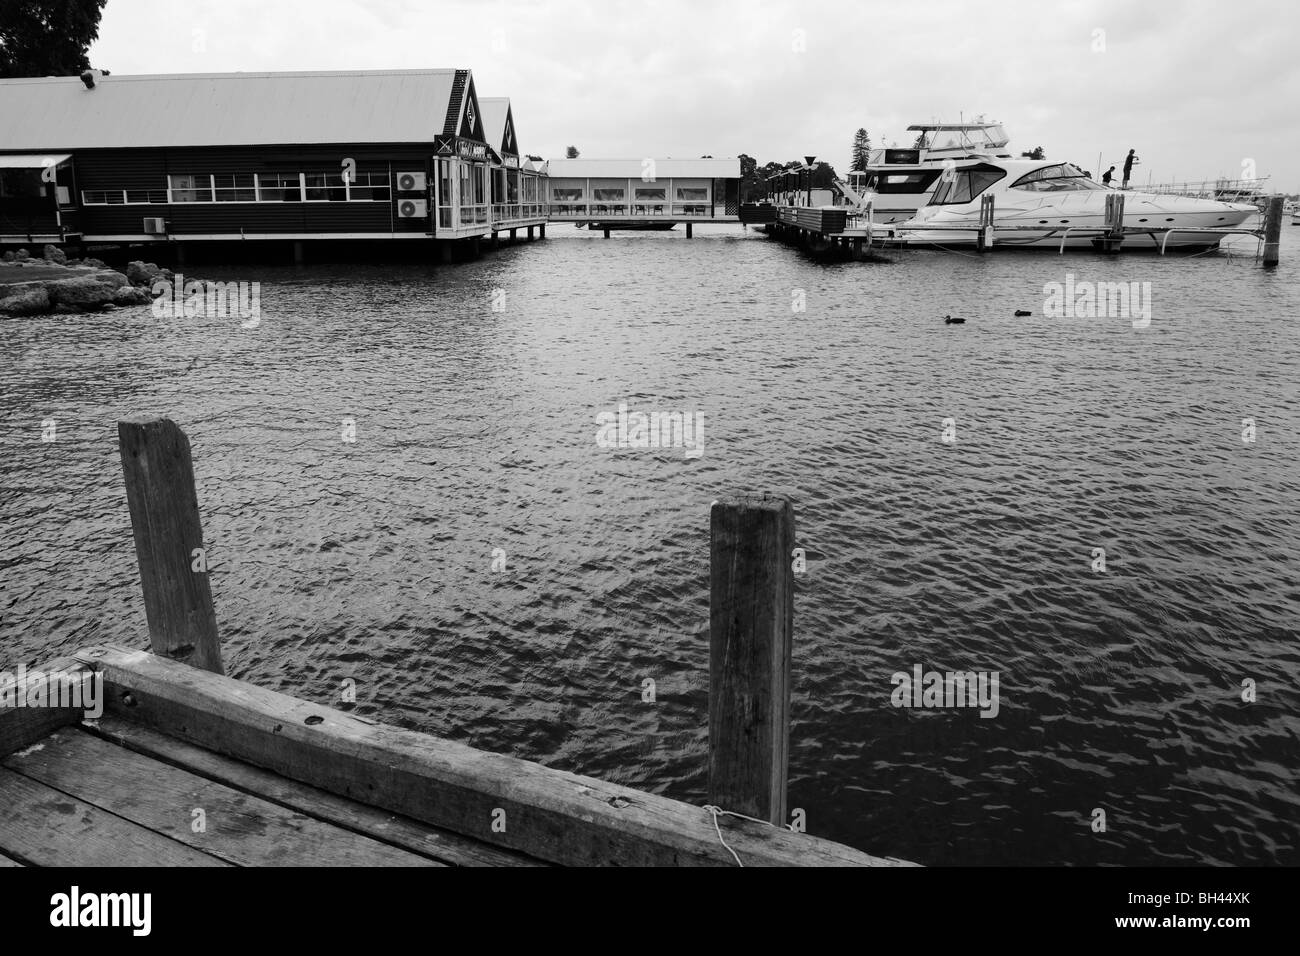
118,416,223,675
1103,193,1125,253
686,222,693,238
708,495,794,825
1262,195,1283,268
603,228,610,239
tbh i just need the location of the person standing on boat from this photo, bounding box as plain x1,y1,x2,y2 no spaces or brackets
1102,166,1116,186
1122,149,1138,188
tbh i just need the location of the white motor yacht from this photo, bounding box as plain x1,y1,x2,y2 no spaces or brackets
896,159,1257,250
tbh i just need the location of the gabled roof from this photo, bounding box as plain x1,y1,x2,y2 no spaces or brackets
479,97,519,158
0,69,470,150
543,158,741,178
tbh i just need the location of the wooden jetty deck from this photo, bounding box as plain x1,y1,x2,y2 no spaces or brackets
0,416,914,867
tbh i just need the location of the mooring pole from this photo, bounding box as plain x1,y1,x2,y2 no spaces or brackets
118,415,224,674
708,495,794,825
1262,195,1283,268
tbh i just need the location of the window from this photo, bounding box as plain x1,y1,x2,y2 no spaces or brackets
126,189,168,203
459,164,473,207
927,164,1006,205
875,171,941,194
304,172,347,201
675,187,708,201
349,171,391,202
1009,164,1106,192
169,174,212,203
593,187,624,201
82,190,124,205
635,187,666,200
213,174,256,202
552,187,584,201
258,172,302,202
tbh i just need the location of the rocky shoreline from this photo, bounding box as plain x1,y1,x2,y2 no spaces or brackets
0,245,175,316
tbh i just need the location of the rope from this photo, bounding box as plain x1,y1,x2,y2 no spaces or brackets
703,804,796,867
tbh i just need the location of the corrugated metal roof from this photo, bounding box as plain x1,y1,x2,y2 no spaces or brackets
0,153,71,167
478,97,512,154
0,70,463,149
543,158,741,178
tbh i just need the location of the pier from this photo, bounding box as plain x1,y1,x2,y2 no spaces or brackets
0,416,913,868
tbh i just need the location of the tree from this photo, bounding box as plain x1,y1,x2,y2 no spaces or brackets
850,128,871,172
1021,146,1046,160
738,153,759,202
565,146,580,159
0,0,107,78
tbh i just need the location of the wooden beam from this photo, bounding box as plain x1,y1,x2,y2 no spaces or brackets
0,658,97,757
73,646,908,866
118,416,223,674
1262,195,1283,268
708,495,795,826
88,715,545,867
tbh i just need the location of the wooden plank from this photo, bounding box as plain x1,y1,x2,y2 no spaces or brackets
75,645,911,866
118,415,223,674
0,658,98,758
0,767,230,866
87,716,543,867
708,495,794,825
4,728,441,867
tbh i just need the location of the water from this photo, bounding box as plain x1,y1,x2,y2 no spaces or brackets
2,223,1298,865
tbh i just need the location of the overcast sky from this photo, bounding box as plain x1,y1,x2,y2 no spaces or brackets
87,0,1299,190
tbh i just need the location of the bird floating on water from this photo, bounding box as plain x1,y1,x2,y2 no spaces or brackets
944,314,966,324
1014,309,1032,316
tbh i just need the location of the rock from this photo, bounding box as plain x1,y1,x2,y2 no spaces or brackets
45,274,122,310
2,251,14,262
126,260,163,286
81,257,108,269
0,286,52,316
113,285,152,306
90,269,129,290
42,244,67,265
64,257,82,267
14,248,30,261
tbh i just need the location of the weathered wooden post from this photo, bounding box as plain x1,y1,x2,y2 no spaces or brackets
708,495,794,825
118,415,224,674
1262,195,1283,268
1103,192,1125,253
977,194,995,252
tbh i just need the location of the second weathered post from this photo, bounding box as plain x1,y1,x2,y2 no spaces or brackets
708,495,794,825
1262,195,1283,268
118,415,223,674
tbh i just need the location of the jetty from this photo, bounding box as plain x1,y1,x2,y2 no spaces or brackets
0,416,912,867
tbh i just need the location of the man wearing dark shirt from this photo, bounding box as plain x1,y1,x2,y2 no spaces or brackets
1102,166,1116,186
1122,149,1138,188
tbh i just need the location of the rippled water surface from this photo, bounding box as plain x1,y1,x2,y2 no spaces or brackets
3,224,1298,865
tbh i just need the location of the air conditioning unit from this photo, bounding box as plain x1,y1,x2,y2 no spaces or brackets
396,171,427,192
143,217,167,234
397,199,428,219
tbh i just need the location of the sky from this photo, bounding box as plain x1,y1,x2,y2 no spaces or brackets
86,0,1300,191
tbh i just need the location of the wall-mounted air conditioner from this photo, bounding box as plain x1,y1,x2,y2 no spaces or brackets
396,171,427,192
397,199,428,219
143,217,167,234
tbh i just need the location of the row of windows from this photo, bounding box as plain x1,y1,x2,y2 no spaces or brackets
82,172,393,206
550,186,709,202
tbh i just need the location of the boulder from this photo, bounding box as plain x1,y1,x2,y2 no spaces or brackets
42,244,67,265
45,274,121,310
81,257,108,269
126,260,163,286
113,285,152,306
2,251,14,262
0,286,52,316
14,248,30,261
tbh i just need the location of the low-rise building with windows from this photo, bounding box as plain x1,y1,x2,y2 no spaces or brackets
542,158,741,225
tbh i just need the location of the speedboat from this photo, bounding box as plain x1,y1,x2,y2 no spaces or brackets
895,159,1257,250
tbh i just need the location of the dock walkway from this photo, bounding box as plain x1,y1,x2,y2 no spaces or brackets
0,417,914,867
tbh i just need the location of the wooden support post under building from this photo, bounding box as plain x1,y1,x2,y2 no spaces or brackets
510,228,517,241
708,495,794,826
603,228,610,239
293,241,305,265
686,222,693,239
117,416,224,675
439,241,453,264
1262,195,1283,268
539,224,546,239
527,226,534,240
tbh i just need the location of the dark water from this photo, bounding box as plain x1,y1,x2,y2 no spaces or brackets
2,223,1298,865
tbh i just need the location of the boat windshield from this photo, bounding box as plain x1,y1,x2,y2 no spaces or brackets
1009,164,1107,192
928,163,1007,205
